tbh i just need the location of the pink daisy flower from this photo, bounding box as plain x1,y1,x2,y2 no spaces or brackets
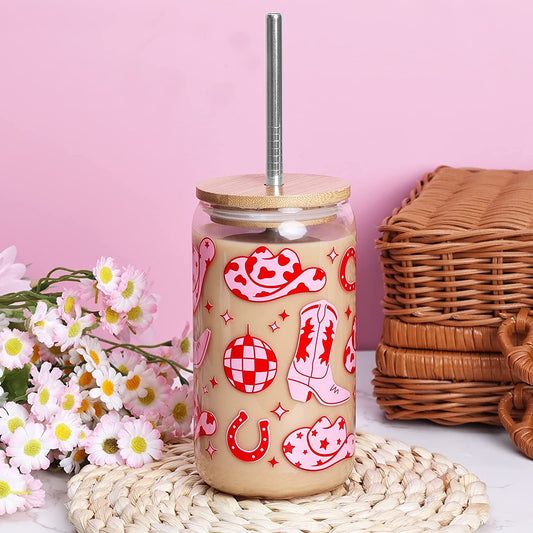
21,473,45,510
48,411,83,452
126,292,158,334
0,464,28,515
27,301,60,348
56,289,82,321
0,245,31,296
0,402,30,443
117,416,163,468
93,257,121,296
109,267,146,313
6,422,55,473
0,328,33,370
30,361,62,388
84,412,124,466
54,313,96,352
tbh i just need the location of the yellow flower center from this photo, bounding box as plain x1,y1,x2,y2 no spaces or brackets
68,322,81,338
39,388,50,405
122,281,135,299
0,481,10,498
126,375,140,391
180,338,191,354
55,423,72,441
102,438,118,454
139,387,155,406
79,372,93,388
127,306,142,322
131,436,147,454
24,439,42,457
7,417,24,433
62,394,75,411
78,398,89,412
118,364,128,375
64,296,75,315
89,350,100,365
105,308,120,324
172,402,187,422
73,449,87,462
99,266,113,284
34,320,45,328
102,379,114,396
31,345,40,364
5,338,22,356
93,401,103,418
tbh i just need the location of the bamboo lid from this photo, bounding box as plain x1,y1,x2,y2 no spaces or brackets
196,174,350,209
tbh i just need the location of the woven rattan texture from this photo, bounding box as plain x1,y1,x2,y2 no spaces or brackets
377,166,533,327
67,435,489,533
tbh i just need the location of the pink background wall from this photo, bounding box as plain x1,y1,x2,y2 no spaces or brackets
2,1,533,349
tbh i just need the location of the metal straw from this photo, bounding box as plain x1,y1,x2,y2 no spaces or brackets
266,13,283,187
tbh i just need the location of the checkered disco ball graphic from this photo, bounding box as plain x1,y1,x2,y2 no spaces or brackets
223,333,278,393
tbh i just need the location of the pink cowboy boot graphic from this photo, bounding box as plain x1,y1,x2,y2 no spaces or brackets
287,300,350,406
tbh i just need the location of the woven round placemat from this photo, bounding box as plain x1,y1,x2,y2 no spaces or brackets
66,433,489,533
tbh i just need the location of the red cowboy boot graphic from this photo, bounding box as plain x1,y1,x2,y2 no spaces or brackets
287,300,350,406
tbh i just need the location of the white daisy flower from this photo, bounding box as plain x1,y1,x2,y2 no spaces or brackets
126,292,158,334
6,422,54,473
27,381,62,422
89,367,125,410
93,257,121,295
77,391,106,425
85,412,124,466
76,336,108,372
0,328,33,370
109,350,142,376
109,267,146,313
0,464,28,515
27,301,60,348
123,367,170,418
117,416,163,468
48,412,82,452
163,386,193,439
0,402,30,442
54,313,96,352
122,363,149,402
71,364,96,391
59,447,88,474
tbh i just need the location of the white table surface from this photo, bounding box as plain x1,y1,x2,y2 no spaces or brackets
3,350,530,532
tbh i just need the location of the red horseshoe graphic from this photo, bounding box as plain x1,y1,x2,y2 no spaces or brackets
226,410,271,462
339,246,356,292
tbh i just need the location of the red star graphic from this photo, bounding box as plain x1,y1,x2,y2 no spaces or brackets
204,300,213,313
303,450,308,455
220,310,233,325
338,419,345,430
337,439,341,445
270,403,289,420
327,248,339,263
269,321,280,332
315,459,323,466
283,442,295,454
295,461,301,468
279,310,289,321
319,438,329,450
268,457,279,467
345,306,352,319
311,429,318,437
210,377,218,388
205,442,216,458
296,432,303,439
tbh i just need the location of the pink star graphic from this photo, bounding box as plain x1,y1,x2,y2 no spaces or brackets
202,386,209,394
327,248,339,263
210,377,218,388
269,321,280,332
270,402,289,420
205,300,213,313
220,310,233,325
205,441,216,458
279,310,289,321
345,306,352,319
268,457,279,467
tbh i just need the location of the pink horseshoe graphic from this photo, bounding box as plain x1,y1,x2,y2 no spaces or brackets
339,246,356,292
192,238,216,312
226,410,270,462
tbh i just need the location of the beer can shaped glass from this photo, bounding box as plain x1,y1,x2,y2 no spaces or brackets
192,174,356,498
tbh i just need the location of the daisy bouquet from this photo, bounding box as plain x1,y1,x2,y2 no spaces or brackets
0,246,193,515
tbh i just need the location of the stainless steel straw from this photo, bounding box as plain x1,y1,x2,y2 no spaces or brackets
266,13,283,187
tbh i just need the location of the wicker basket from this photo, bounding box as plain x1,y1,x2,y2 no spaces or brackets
374,166,533,459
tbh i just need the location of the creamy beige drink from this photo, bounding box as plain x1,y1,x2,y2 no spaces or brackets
193,225,356,498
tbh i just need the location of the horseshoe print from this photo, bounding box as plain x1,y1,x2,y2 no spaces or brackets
226,410,271,462
339,246,356,292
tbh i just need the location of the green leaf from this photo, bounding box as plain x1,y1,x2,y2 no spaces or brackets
1,364,31,402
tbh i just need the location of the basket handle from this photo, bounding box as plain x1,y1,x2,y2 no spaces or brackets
497,308,533,458
497,308,533,384
498,384,533,459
